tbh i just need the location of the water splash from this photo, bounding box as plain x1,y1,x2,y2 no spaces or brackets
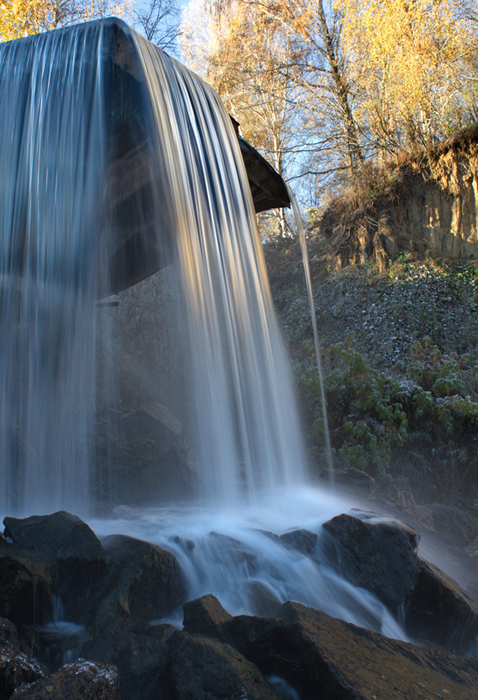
89,488,409,642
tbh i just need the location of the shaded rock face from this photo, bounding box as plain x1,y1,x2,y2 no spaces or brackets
92,534,185,635
407,560,478,651
80,625,175,700
3,511,106,625
183,593,233,642
0,617,47,700
323,512,421,612
0,541,56,627
3,512,104,564
278,529,317,555
10,660,119,699
169,631,284,700
322,511,478,654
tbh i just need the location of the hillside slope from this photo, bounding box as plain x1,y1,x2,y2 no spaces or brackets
264,239,478,585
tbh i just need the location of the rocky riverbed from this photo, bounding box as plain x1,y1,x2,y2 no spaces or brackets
1,509,477,699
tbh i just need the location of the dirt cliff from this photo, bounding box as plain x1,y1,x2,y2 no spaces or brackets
317,126,478,270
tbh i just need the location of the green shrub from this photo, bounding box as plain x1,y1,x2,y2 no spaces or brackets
304,333,478,477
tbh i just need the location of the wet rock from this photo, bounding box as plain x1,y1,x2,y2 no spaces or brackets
183,594,232,641
11,660,119,699
35,623,89,671
3,511,106,625
242,580,282,617
279,529,317,555
229,601,478,700
0,617,47,700
208,532,258,566
93,534,185,634
80,625,175,700
322,511,478,653
407,560,478,654
322,512,422,613
0,540,56,626
3,512,104,564
169,630,283,700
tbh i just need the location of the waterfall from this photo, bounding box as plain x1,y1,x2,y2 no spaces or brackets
0,18,305,515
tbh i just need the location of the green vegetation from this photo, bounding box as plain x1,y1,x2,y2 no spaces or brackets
264,239,478,504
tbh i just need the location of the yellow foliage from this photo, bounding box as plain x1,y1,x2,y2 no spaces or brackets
0,0,131,42
335,0,478,148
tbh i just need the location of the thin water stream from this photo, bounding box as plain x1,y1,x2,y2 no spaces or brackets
288,186,334,485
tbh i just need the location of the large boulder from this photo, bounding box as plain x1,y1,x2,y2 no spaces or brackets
0,540,56,626
322,511,478,653
10,660,119,699
79,625,175,700
3,511,106,624
3,512,105,564
92,534,185,634
169,630,283,700
279,529,317,555
183,594,232,642
407,559,478,653
0,617,47,700
322,512,421,613
228,601,478,700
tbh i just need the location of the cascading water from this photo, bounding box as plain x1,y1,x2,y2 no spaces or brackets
0,18,305,514
0,22,108,515
132,33,306,504
0,18,415,642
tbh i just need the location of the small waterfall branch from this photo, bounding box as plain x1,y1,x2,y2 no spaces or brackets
287,186,334,485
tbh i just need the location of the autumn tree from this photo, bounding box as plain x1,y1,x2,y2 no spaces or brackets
244,0,364,183
133,0,180,51
0,0,129,41
335,0,478,153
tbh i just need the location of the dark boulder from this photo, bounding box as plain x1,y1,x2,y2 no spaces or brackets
169,630,283,700
80,625,175,700
92,534,185,634
10,660,119,699
183,594,232,642
322,511,478,653
3,511,106,625
0,617,47,700
322,512,421,613
0,540,56,627
3,512,105,564
228,601,478,700
407,560,478,653
279,529,317,555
